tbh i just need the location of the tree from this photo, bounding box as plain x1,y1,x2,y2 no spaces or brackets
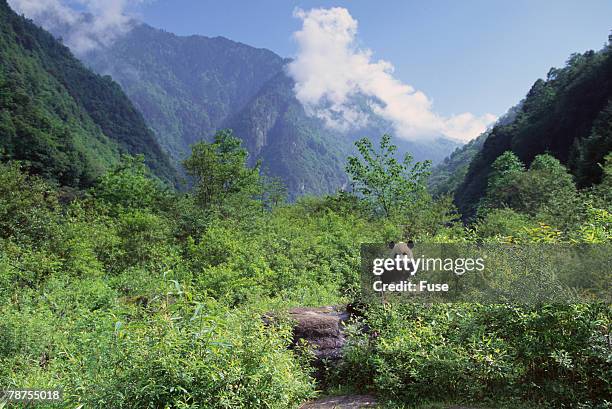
481,151,525,212
0,161,58,243
346,134,430,217
184,129,261,211
573,100,612,186
481,152,579,233
261,173,287,211
589,152,612,207
92,154,166,212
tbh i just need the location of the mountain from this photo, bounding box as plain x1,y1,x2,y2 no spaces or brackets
77,23,460,197
221,72,353,195
0,0,177,187
83,24,287,161
428,131,489,198
455,43,612,218
428,105,521,197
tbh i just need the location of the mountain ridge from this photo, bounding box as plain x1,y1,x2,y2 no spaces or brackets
0,0,177,187
76,22,461,197
455,44,612,217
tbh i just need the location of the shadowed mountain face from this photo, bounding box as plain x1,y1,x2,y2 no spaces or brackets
77,23,460,197
82,24,287,161
0,1,177,187
221,72,354,196
455,46,612,218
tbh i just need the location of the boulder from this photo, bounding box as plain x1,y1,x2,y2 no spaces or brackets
287,306,350,361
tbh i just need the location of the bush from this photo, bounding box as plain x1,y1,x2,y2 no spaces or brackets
340,303,612,408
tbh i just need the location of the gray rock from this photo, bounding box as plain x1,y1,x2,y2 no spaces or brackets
287,306,350,361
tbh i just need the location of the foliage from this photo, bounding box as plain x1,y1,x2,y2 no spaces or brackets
481,152,577,217
456,44,612,218
428,105,522,198
0,128,611,407
346,134,431,218
92,155,170,213
0,0,177,187
2,13,612,403
0,161,58,244
339,303,611,408
184,129,261,213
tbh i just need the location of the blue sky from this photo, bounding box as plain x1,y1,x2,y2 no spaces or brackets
139,0,612,119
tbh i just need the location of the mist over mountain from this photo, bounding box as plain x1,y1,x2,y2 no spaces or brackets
75,23,462,197
5,1,470,197
0,0,177,187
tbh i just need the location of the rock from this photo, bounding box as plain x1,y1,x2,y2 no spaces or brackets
287,306,350,361
263,305,353,383
300,395,377,408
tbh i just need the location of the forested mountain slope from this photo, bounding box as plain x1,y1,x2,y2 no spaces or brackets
0,0,176,187
456,42,612,217
79,23,460,197
429,105,520,197
84,24,287,161
222,72,353,196
223,72,462,196
429,131,489,198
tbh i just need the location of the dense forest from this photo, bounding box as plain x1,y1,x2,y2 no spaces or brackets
455,40,612,218
0,1,611,408
0,0,177,187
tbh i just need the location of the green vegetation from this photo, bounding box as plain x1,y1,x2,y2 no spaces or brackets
346,135,430,218
456,42,612,218
1,127,610,408
429,105,522,198
1,5,611,406
0,135,382,407
340,303,610,408
0,0,177,187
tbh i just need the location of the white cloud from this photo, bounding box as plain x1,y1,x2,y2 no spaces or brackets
8,0,143,54
288,7,497,142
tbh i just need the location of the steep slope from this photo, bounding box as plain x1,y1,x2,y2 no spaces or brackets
223,73,352,197
83,24,287,160
456,43,612,218
225,72,462,197
429,105,520,197
0,0,176,186
77,24,460,197
428,131,489,198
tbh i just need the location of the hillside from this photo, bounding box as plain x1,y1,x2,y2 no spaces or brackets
1,3,610,408
428,131,489,197
83,24,287,161
222,72,353,196
429,105,520,197
456,43,612,217
0,1,177,187
78,23,460,197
